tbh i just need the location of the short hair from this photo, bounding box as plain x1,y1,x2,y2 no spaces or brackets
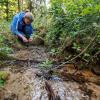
25,9,30,13
24,12,34,22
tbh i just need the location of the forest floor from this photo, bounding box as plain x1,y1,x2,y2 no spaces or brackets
0,45,100,100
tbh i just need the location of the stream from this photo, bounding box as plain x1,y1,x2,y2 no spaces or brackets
0,46,100,100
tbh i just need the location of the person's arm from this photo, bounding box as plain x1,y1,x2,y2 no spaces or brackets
11,16,28,42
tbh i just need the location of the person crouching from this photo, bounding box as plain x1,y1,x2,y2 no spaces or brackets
11,11,35,46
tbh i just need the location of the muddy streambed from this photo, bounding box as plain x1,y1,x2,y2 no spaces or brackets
0,46,100,100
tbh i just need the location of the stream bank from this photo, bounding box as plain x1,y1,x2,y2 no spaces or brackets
0,46,100,100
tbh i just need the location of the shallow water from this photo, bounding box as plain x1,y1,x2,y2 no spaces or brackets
0,46,99,100
24,69,89,100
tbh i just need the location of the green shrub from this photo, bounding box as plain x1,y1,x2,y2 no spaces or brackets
39,59,53,70
44,0,100,60
0,34,13,54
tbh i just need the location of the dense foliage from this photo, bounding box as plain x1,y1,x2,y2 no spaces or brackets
43,0,100,65
0,0,99,67
0,20,13,54
0,0,30,20
0,0,19,20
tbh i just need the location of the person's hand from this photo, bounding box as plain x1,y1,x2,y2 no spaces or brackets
28,38,33,42
17,34,28,43
22,37,28,42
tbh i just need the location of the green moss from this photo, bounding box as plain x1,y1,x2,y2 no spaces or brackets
0,79,5,87
0,71,9,80
0,71,9,87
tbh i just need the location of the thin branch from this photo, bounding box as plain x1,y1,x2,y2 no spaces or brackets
56,32,97,69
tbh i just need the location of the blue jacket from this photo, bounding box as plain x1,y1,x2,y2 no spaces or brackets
11,12,33,37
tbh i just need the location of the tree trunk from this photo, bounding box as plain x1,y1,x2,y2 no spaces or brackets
18,0,20,12
6,0,9,21
29,0,32,12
